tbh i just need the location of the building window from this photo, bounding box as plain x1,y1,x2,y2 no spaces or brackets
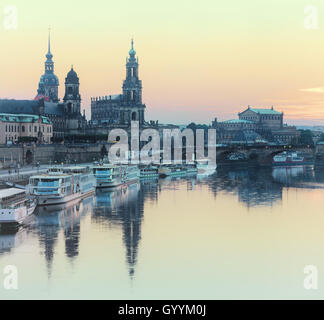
22,126,25,133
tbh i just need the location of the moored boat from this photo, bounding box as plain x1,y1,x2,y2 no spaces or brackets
0,188,36,227
29,166,95,206
272,151,313,166
139,165,159,179
186,164,198,175
158,164,187,178
93,163,139,188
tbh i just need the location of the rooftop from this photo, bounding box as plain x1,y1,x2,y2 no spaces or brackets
0,113,52,124
0,188,25,200
248,107,282,115
0,99,40,114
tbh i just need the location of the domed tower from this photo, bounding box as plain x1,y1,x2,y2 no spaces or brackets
63,66,81,115
35,30,59,102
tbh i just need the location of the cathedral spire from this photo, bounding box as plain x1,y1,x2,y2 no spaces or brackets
46,27,53,60
35,29,59,102
48,27,51,54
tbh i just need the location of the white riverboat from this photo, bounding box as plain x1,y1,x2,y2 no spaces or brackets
93,164,139,188
272,151,312,166
139,165,159,179
186,164,198,175
158,164,187,178
29,166,95,206
0,188,36,227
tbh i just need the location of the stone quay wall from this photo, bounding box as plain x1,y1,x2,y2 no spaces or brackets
0,143,111,168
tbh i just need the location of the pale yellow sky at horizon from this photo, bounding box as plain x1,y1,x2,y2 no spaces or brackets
1,0,324,125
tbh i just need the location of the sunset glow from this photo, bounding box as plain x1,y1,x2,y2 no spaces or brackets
1,0,324,124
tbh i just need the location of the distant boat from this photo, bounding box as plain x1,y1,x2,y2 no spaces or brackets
93,163,139,188
0,188,36,227
227,153,247,161
139,165,159,179
158,164,187,178
272,151,312,166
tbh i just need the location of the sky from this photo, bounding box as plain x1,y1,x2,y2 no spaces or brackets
1,0,324,125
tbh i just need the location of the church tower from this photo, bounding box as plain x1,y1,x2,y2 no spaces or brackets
63,66,81,115
122,39,145,124
35,30,59,102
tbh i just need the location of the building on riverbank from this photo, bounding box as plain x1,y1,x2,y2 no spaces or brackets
213,106,299,144
90,40,146,128
0,113,53,144
0,32,87,142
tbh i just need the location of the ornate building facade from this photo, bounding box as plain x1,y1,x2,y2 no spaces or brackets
0,32,87,142
214,106,299,144
91,40,146,127
0,113,53,144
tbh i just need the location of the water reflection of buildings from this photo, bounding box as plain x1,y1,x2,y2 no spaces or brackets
208,166,324,208
93,181,160,278
208,167,283,207
272,166,314,186
34,196,94,276
93,183,143,277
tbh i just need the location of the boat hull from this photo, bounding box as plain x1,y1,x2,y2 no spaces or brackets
272,161,313,167
0,202,36,225
35,188,95,206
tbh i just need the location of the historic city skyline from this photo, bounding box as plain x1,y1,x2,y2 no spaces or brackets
1,0,324,125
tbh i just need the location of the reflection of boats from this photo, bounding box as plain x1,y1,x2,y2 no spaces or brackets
94,182,140,214
0,188,36,227
29,166,95,206
272,166,318,188
272,151,312,166
34,195,94,228
93,164,139,188
0,227,28,254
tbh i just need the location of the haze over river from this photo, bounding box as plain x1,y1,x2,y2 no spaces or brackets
1,166,324,299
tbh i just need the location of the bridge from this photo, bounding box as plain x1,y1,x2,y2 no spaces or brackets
215,144,315,166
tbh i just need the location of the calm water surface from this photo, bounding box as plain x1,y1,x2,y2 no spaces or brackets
1,166,324,299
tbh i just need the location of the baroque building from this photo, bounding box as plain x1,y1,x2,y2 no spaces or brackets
0,32,87,142
0,113,53,144
91,40,146,127
35,31,59,102
214,106,299,144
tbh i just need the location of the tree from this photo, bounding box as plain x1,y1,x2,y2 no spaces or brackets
317,133,324,143
101,145,108,157
298,130,314,146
